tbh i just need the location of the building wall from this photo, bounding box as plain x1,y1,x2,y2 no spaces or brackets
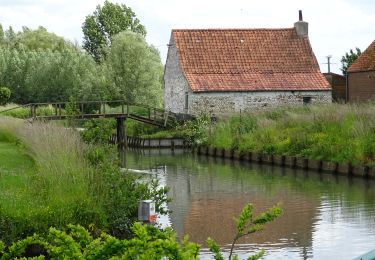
348,71,375,102
324,73,346,102
189,91,332,115
164,35,190,114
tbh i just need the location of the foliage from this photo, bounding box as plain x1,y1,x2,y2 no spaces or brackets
183,113,211,145
341,47,362,75
0,223,200,259
0,48,104,104
0,87,11,105
81,119,116,144
207,203,282,260
82,0,146,63
0,25,76,51
104,31,163,107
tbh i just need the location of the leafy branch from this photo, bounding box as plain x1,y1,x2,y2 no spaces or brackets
207,203,283,260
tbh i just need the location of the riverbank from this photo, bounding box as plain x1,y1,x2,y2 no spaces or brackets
0,116,169,245
142,103,375,168
204,103,375,166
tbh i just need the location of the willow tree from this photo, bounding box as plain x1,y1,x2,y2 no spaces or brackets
104,31,163,107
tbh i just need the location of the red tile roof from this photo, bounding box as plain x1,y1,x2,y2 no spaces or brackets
172,29,330,92
348,40,375,73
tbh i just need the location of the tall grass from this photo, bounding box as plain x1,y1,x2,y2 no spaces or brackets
0,116,105,243
205,103,375,165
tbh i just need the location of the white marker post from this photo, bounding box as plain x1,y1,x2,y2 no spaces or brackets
138,200,157,224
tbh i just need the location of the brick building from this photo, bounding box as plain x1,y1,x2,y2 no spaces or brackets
347,40,375,102
164,12,331,115
324,73,346,102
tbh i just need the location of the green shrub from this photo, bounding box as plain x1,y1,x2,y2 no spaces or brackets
0,87,11,106
81,119,116,144
0,223,200,259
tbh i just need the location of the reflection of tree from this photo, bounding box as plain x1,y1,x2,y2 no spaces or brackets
125,150,375,254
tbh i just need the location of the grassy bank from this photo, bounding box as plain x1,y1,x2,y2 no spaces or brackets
0,116,169,244
0,117,105,243
202,103,375,166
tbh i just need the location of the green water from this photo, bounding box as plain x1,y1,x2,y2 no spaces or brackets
125,149,375,260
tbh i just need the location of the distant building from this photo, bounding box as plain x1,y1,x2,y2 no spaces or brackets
324,73,346,102
164,11,331,115
347,40,375,102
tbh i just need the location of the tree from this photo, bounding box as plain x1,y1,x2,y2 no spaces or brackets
341,47,362,75
105,31,163,107
82,0,146,63
0,48,104,104
1,25,76,51
0,24,4,46
0,87,11,105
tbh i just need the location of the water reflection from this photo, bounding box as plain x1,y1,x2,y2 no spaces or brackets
125,149,375,259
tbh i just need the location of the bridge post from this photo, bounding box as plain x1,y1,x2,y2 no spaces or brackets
116,116,127,150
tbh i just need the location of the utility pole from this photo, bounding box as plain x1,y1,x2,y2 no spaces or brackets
326,55,332,73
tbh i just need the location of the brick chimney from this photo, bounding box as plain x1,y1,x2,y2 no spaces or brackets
294,10,308,37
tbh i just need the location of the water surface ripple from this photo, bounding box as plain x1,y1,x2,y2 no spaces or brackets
126,150,375,259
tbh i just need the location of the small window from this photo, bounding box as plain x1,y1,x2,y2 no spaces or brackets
184,92,189,110
303,96,312,105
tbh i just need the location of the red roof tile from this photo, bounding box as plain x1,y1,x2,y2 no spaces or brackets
172,29,330,92
348,40,375,73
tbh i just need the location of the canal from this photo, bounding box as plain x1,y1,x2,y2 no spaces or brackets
125,149,375,259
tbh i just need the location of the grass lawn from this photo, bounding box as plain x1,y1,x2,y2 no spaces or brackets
0,141,36,215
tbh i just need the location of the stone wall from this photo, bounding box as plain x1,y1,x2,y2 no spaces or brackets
164,34,190,114
189,91,332,115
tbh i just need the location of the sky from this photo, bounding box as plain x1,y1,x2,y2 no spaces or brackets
0,0,374,74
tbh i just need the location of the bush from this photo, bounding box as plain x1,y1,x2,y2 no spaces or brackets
0,87,11,105
0,223,200,259
81,119,116,144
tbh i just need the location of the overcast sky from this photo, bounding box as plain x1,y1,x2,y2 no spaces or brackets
0,0,374,74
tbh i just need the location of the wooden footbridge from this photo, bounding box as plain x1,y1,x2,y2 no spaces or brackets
0,100,180,148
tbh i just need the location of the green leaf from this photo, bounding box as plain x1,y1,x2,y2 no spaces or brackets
206,237,224,260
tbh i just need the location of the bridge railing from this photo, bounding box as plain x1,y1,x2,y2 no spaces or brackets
0,100,177,127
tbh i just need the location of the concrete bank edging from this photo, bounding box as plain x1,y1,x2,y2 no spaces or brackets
193,146,375,179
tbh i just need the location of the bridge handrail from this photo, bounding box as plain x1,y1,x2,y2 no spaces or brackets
0,103,32,114
14,100,170,113
0,100,178,127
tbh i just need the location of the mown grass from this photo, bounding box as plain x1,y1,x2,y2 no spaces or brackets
203,103,375,165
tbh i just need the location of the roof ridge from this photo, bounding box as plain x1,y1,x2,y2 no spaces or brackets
348,40,375,72
172,28,294,32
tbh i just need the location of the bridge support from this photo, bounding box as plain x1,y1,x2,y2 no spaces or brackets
116,116,127,150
